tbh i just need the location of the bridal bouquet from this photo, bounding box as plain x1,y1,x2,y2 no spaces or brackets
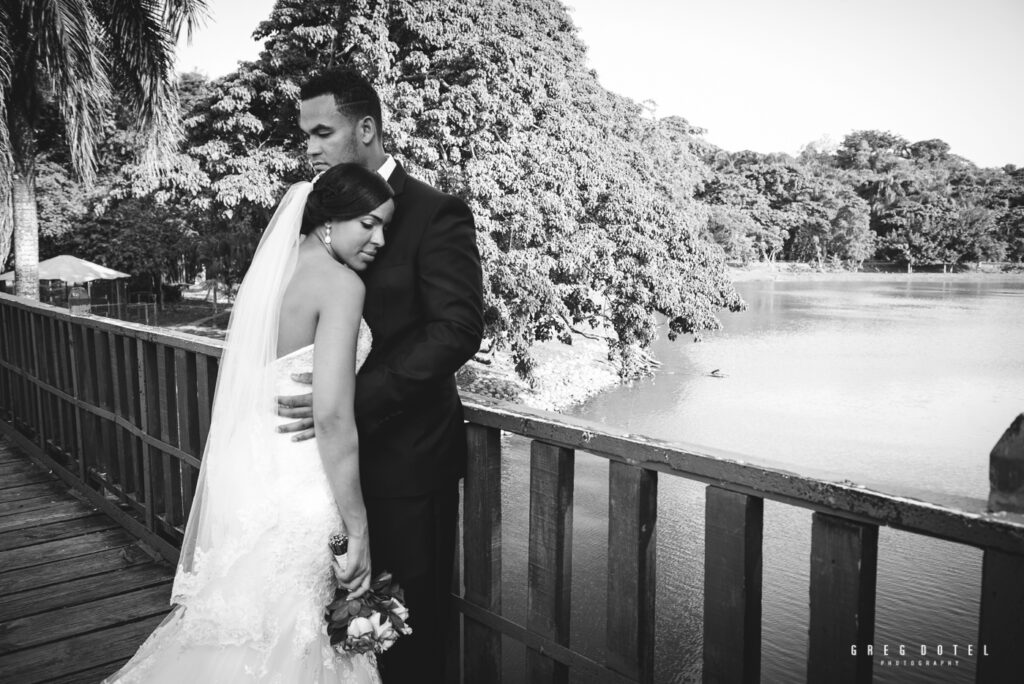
325,534,412,655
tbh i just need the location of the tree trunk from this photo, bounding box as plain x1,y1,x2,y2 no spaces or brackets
12,168,40,300
11,105,40,300
0,187,12,273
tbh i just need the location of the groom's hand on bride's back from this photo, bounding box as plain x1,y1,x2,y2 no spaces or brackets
276,373,315,441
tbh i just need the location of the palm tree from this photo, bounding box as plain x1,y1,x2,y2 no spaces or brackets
0,0,207,298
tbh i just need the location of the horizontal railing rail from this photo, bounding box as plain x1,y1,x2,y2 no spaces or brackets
1,291,1022,683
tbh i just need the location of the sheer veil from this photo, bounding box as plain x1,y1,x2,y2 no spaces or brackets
172,181,314,605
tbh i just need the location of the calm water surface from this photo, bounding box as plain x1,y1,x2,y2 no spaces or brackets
498,277,1024,683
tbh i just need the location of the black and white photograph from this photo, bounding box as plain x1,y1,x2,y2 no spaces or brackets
0,1,1022,682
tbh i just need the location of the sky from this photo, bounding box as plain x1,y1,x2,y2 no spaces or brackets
175,0,1024,168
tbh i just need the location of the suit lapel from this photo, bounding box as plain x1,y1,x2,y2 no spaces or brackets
387,160,409,197
362,160,408,323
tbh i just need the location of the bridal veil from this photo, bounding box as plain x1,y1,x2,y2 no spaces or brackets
173,181,313,608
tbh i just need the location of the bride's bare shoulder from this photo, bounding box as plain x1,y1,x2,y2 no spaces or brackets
303,262,365,310
290,256,364,293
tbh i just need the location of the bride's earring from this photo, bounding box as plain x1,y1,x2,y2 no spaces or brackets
324,225,332,245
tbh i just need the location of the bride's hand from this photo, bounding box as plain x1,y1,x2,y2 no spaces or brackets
335,534,372,599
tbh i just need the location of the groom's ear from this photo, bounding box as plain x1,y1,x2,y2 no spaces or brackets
356,115,379,146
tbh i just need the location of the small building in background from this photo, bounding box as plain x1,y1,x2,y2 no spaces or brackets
0,255,130,318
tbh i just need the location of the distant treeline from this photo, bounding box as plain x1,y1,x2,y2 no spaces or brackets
19,0,1023,376
700,131,1023,271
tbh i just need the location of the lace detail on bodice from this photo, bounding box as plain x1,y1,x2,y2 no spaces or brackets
105,321,379,683
275,319,373,386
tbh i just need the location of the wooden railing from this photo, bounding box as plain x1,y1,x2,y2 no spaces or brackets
0,292,217,562
2,291,1023,683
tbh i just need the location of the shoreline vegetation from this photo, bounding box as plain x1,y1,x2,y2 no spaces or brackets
729,261,1024,282
458,262,1024,408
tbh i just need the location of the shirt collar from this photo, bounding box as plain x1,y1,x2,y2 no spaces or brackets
377,155,397,181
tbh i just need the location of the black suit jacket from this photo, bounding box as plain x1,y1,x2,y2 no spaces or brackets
355,161,483,498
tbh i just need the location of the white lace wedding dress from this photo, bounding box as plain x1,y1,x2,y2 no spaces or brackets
104,324,378,684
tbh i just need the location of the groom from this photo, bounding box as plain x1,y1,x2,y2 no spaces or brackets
279,68,483,682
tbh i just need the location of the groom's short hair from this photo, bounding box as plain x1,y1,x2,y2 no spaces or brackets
300,68,384,136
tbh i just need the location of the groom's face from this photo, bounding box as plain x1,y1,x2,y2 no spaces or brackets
299,94,362,172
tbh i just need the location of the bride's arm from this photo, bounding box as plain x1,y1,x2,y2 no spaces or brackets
311,268,371,597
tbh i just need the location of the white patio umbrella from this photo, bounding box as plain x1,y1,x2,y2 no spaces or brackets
0,254,130,282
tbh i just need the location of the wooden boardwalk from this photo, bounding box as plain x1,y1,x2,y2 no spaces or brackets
0,435,174,683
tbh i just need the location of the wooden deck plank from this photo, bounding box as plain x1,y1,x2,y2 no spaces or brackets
0,583,172,653
0,541,152,595
0,451,25,465
0,527,135,574
0,481,68,504
0,613,166,684
0,499,96,535
0,468,55,489
44,660,129,684
0,494,63,518
0,513,121,552
0,564,172,621
0,461,49,477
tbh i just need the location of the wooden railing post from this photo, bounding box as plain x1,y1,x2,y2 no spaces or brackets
28,312,45,450
807,513,878,684
92,327,115,484
155,345,183,530
175,348,199,519
989,414,1024,513
137,339,158,531
607,461,657,682
109,331,129,504
463,423,502,683
979,414,1024,682
68,323,88,482
977,549,1024,682
526,441,575,683
0,301,10,419
703,486,763,683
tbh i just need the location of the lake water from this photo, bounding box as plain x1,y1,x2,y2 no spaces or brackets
497,277,1024,683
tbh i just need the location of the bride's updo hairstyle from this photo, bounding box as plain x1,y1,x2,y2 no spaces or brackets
301,163,394,235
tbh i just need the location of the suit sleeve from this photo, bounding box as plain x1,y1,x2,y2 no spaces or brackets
354,195,483,436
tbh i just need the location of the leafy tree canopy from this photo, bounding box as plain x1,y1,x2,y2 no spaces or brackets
136,0,743,378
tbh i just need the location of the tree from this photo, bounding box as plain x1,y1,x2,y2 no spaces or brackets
0,0,207,298
148,0,742,379
64,198,199,302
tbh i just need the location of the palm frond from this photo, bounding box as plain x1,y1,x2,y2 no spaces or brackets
94,0,206,178
0,2,13,165
34,0,112,185
162,0,210,43
0,3,12,93
95,0,172,124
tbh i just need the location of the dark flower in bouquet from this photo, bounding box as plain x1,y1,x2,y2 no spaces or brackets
326,534,412,655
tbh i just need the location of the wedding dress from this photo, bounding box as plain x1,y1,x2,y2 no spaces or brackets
104,182,380,683
104,331,378,684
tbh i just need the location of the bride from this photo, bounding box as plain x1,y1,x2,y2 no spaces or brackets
104,164,395,683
